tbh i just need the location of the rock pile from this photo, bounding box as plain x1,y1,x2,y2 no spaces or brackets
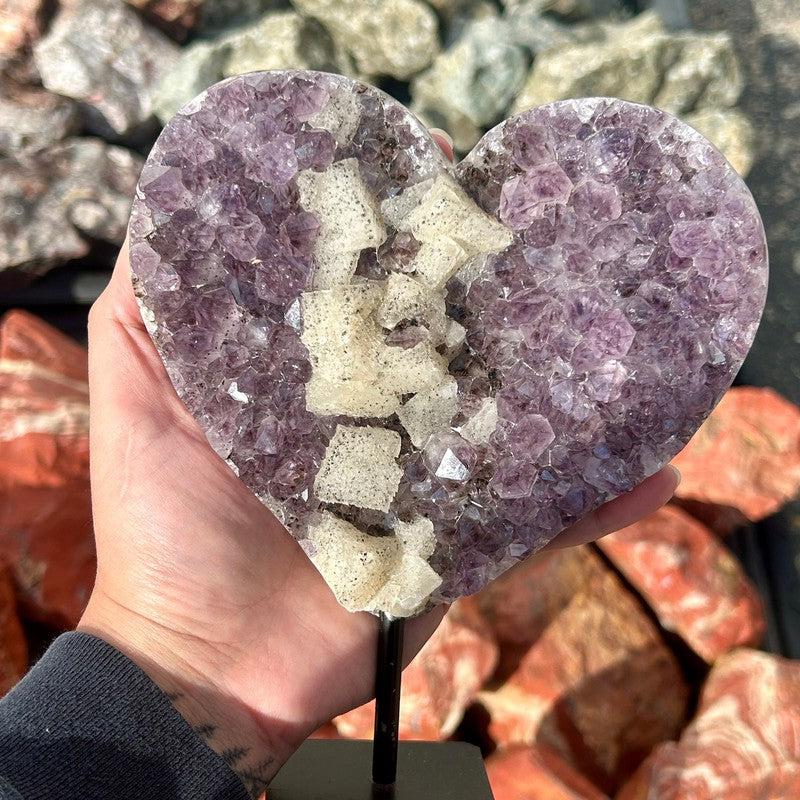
0,0,759,287
3,309,799,797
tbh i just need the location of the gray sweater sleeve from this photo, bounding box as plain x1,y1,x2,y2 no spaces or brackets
0,632,250,800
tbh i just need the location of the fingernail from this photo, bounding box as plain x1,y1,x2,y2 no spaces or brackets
429,127,454,151
666,464,681,486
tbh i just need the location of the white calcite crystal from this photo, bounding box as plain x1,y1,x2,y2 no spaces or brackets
400,175,513,254
314,424,403,512
379,341,449,395
307,90,362,145
297,159,386,287
301,284,387,415
394,516,436,559
459,397,499,445
305,377,398,418
379,177,435,227
396,174,514,287
398,379,459,448
407,238,468,290
300,281,450,416
375,272,446,335
307,512,441,616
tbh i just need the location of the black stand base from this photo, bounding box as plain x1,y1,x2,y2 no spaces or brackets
268,740,494,799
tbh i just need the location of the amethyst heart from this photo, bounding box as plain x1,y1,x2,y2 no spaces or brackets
129,71,768,616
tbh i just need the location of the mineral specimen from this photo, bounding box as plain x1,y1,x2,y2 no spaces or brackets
597,505,765,662
130,70,768,616
673,386,800,522
477,546,688,793
617,648,800,800
0,311,95,629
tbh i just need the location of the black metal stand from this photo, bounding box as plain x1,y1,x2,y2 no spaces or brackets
372,612,405,788
268,611,494,799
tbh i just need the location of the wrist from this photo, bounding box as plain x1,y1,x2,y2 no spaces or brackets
78,589,300,796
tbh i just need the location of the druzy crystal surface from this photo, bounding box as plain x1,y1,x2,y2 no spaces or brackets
129,71,768,616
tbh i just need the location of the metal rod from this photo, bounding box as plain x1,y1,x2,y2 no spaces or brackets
372,612,405,787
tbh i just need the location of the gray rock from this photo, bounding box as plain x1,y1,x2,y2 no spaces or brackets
412,16,529,151
656,32,743,114
433,0,497,47
510,0,631,21
512,11,742,116
683,107,755,176
0,85,79,156
291,0,439,79
151,38,234,123
199,0,287,33
152,10,340,123
224,10,339,75
33,0,180,138
503,3,588,54
0,138,142,282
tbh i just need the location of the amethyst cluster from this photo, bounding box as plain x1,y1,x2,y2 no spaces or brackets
130,71,768,616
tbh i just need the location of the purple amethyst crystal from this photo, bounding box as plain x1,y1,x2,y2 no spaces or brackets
130,73,768,617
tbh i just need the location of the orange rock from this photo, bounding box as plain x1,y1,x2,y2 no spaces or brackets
333,598,498,740
617,649,800,800
0,565,27,696
486,745,608,800
478,547,687,795
473,549,590,677
673,387,800,523
0,310,95,628
597,505,764,662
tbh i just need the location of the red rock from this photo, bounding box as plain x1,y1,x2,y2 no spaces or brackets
673,387,800,523
333,598,498,740
617,649,800,800
597,505,764,662
478,547,688,795
473,549,590,678
0,566,27,696
0,310,95,628
486,745,608,800
124,0,202,40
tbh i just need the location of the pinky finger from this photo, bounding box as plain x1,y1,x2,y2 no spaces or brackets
543,465,681,551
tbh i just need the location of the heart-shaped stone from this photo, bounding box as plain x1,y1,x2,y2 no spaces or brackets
129,71,767,617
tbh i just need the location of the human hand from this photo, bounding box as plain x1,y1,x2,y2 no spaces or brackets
78,130,679,796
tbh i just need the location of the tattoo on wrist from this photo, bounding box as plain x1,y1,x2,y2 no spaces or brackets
194,720,275,797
